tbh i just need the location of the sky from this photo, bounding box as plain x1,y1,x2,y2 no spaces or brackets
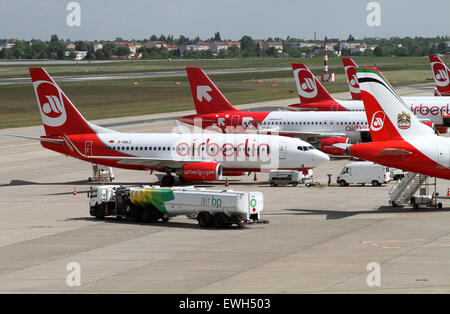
0,0,449,41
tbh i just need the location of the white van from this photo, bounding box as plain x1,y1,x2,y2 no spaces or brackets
337,162,390,187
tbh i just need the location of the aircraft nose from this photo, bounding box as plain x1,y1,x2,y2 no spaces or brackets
313,150,330,165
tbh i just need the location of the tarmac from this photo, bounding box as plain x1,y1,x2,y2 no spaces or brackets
1,84,450,293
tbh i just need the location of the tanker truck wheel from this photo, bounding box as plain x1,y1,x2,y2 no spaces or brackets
197,212,213,228
213,213,230,228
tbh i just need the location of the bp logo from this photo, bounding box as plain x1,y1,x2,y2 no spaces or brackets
397,112,411,130
250,198,257,208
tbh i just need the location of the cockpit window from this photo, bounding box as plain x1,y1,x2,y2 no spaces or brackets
297,146,304,151
308,146,315,150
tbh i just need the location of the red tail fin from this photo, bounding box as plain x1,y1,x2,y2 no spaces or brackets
185,67,238,114
30,68,94,136
342,58,362,100
356,67,434,142
429,55,450,93
292,63,334,104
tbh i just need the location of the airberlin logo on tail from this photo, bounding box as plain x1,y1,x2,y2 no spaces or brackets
34,80,67,127
197,85,212,102
345,66,360,93
294,68,318,99
432,62,449,87
370,111,385,131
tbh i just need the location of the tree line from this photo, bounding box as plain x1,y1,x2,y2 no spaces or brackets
0,34,448,60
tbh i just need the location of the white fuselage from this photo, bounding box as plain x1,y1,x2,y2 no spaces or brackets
94,132,330,170
332,97,450,126
248,111,369,142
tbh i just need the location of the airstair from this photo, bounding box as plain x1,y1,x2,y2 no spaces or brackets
88,164,115,183
389,172,428,207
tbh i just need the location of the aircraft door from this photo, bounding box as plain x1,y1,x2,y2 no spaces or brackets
437,143,450,168
231,115,240,127
85,141,93,156
279,142,287,159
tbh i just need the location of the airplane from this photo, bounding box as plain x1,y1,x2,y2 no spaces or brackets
347,67,450,180
288,62,450,134
177,67,374,155
429,54,450,96
13,67,329,186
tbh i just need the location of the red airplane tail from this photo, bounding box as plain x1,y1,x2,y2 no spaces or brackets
356,67,434,142
30,67,96,136
185,67,238,114
429,54,450,93
342,58,362,100
291,63,335,104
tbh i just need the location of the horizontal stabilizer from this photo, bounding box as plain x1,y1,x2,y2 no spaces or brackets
377,148,413,157
4,134,64,144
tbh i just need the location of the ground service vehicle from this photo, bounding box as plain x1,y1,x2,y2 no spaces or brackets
337,161,390,187
269,170,303,187
89,185,266,228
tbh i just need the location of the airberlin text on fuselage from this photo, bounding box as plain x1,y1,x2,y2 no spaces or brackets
175,138,270,159
411,104,450,116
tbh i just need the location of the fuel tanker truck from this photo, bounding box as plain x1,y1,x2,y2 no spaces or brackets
88,185,266,228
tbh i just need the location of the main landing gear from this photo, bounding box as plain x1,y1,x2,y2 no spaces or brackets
161,174,175,186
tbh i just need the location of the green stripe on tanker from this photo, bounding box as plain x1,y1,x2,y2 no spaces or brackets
130,188,175,214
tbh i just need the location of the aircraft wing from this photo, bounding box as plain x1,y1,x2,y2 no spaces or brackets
377,148,413,157
277,131,348,138
115,157,208,170
257,127,346,138
332,142,352,150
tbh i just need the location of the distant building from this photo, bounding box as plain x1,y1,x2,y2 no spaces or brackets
196,41,211,51
93,43,103,52
129,52,142,60
74,51,88,60
127,43,136,54
179,41,211,56
145,41,167,49
66,43,76,50
263,42,283,52
0,42,15,50
209,41,241,54
166,44,179,51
